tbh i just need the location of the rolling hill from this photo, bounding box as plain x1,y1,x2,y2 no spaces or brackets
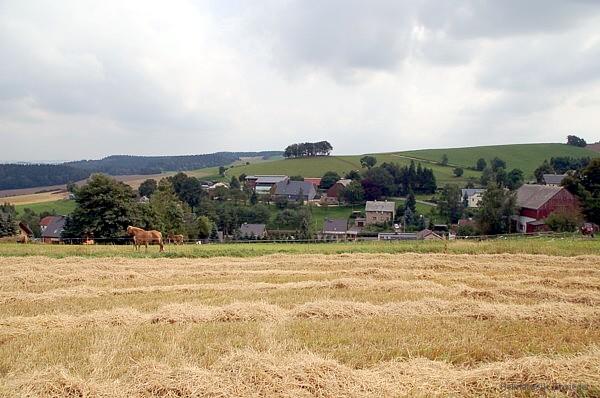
225,143,598,186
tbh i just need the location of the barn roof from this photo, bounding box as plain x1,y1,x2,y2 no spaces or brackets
42,217,66,238
238,223,266,237
273,180,316,196
516,184,563,210
323,219,348,233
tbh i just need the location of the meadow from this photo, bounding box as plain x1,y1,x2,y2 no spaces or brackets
0,247,598,396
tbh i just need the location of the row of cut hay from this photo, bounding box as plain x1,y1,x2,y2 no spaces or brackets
2,299,600,335
3,274,600,308
7,347,600,397
1,253,598,281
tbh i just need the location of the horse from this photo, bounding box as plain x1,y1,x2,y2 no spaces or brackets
127,226,164,252
167,234,185,245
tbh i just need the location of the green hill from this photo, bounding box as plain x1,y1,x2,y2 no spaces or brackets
224,143,597,186
398,143,597,178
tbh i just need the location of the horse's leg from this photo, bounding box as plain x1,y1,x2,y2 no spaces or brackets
159,238,164,252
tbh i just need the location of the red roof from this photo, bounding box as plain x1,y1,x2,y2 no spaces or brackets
304,178,322,186
40,216,62,227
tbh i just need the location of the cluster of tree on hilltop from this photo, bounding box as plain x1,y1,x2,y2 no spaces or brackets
65,151,282,176
0,164,90,190
0,151,282,191
283,141,333,158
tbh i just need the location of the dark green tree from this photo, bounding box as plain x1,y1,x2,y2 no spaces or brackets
441,154,449,166
405,189,416,213
567,135,587,147
138,179,157,198
344,170,361,180
360,156,377,169
340,181,365,205
249,190,258,205
506,169,524,190
453,167,464,177
438,184,463,224
0,203,18,238
534,160,555,184
62,174,137,240
230,176,241,190
475,183,516,235
320,171,341,189
490,157,506,172
475,158,487,171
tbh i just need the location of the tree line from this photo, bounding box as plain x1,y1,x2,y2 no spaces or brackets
283,141,333,158
0,151,282,191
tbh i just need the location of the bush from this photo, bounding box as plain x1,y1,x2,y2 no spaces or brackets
546,209,583,232
453,167,464,177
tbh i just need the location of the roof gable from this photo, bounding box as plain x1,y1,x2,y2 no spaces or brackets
516,184,563,210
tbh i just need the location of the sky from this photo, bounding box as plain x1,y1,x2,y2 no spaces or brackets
1,0,600,162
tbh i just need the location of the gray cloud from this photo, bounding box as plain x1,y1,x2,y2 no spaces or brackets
1,0,600,161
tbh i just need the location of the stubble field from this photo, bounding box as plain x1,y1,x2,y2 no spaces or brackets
0,252,599,397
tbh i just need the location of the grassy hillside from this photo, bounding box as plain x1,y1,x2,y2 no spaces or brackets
399,143,597,178
226,143,598,185
15,199,76,216
227,154,480,186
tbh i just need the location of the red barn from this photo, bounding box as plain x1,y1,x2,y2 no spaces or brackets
514,184,580,233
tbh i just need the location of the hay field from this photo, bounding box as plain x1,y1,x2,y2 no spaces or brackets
0,253,599,397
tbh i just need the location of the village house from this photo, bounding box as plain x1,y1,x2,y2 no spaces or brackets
542,174,567,186
245,175,289,195
318,219,357,241
513,184,580,233
461,188,485,208
365,201,396,226
39,215,63,233
41,216,66,244
272,180,317,201
322,179,352,204
237,223,267,239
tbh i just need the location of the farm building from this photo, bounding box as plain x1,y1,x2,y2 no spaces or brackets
39,215,63,233
416,229,443,240
245,175,289,194
513,184,580,233
542,174,567,186
461,189,485,208
273,180,317,201
365,201,396,226
318,219,357,241
237,223,267,239
41,216,66,244
322,179,352,204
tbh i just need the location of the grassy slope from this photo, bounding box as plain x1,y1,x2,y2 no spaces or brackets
15,200,76,216
399,143,597,178
226,143,598,185
228,154,479,186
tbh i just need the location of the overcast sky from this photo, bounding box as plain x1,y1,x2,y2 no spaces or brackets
1,0,600,161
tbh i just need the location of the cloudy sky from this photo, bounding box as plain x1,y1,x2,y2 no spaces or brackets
1,0,600,161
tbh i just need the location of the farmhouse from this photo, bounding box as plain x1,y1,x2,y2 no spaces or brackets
41,216,66,244
40,215,62,233
318,218,357,241
273,180,317,201
323,179,352,204
237,223,267,239
365,201,396,225
542,174,567,186
245,175,289,194
461,188,485,208
513,184,580,233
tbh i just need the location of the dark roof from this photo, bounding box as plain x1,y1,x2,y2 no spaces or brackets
516,184,563,210
18,222,33,236
238,223,266,237
365,201,395,213
543,174,567,185
273,180,316,197
323,219,348,233
416,229,443,240
42,217,66,238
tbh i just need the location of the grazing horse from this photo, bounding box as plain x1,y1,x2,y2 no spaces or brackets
168,234,185,245
127,226,164,252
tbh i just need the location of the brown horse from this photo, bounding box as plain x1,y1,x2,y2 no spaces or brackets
127,226,164,252
168,234,185,245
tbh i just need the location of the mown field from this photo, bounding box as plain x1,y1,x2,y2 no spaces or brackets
0,247,598,397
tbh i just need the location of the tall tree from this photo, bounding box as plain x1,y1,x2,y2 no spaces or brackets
567,135,587,147
475,183,516,235
62,174,138,240
138,179,157,198
320,171,341,189
438,185,463,224
0,203,18,238
475,158,487,171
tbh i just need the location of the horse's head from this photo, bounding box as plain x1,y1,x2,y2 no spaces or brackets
126,226,135,235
